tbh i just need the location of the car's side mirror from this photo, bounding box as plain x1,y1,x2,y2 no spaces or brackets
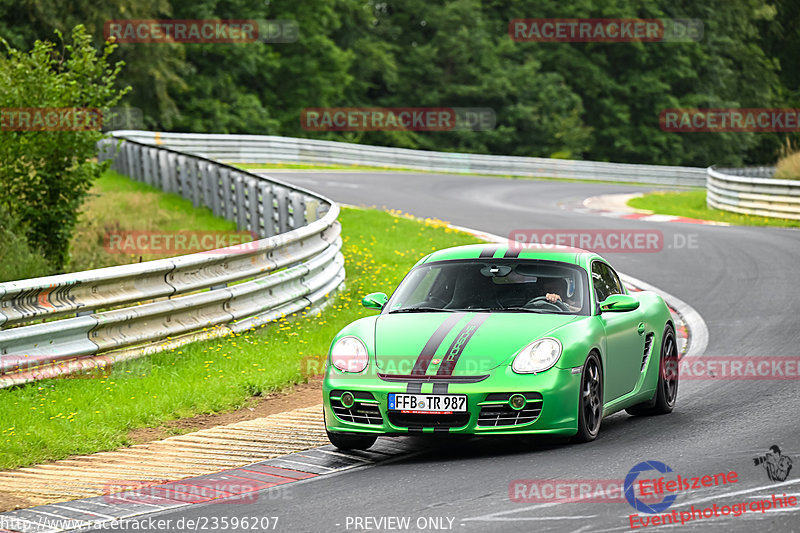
362,292,388,310
599,294,640,312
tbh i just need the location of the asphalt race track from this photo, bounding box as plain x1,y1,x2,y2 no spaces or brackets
92,171,800,532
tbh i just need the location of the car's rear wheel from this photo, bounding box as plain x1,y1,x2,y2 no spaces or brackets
626,324,679,416
572,352,603,443
326,429,378,451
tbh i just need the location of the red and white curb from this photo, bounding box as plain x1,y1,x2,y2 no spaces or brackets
587,210,728,226
576,193,729,226
0,441,419,533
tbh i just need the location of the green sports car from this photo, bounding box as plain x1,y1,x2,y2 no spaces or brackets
323,243,679,450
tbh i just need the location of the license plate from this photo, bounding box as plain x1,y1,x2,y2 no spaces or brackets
388,393,467,414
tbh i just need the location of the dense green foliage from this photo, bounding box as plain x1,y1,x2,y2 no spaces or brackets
1,1,798,167
0,208,53,281
0,25,128,270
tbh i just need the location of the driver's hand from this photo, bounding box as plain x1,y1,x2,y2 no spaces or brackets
545,293,562,303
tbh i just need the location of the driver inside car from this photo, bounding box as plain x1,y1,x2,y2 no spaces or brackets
542,277,581,312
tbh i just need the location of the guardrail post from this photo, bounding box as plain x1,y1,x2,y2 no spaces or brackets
274,186,290,233
186,158,199,208
259,183,275,238
132,143,143,180
164,152,176,194
138,146,148,183
122,142,134,176
220,168,233,220
290,192,305,229
246,179,259,236
200,161,213,210
175,154,186,197
144,147,156,186
157,150,169,190
210,165,223,216
233,174,248,230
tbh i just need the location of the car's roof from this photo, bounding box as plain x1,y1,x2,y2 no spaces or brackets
418,243,593,266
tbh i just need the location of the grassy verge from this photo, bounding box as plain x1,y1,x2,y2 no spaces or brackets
0,206,483,469
628,190,800,228
68,170,238,272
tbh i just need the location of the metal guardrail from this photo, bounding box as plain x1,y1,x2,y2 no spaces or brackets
0,136,345,388
707,166,800,220
112,130,708,187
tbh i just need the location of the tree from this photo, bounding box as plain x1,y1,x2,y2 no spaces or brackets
0,25,129,269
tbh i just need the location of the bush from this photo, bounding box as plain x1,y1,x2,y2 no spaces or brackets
0,25,128,271
0,208,52,281
775,151,800,180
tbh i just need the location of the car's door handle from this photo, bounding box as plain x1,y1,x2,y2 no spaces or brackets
637,323,645,335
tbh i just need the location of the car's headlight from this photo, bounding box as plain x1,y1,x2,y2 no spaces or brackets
512,338,562,374
330,336,369,373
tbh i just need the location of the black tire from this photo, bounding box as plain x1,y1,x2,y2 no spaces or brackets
626,324,679,416
572,352,603,443
326,429,378,451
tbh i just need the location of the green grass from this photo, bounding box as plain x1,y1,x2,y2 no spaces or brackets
0,207,483,470
627,190,800,228
68,170,238,272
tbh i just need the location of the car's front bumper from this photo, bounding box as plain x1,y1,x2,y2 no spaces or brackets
323,365,581,436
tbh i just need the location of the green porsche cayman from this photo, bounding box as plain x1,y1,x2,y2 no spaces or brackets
323,243,679,450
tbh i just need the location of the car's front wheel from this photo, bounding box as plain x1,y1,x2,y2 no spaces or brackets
326,430,378,451
572,352,603,443
626,324,679,416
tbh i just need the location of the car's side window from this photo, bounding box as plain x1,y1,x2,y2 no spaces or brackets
605,264,624,295
592,262,608,303
592,261,622,303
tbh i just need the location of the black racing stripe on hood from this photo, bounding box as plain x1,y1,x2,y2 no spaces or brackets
436,314,490,376
504,245,521,258
410,313,464,376
479,245,500,258
432,383,449,394
406,382,423,394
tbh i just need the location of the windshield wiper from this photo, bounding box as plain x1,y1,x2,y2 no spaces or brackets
388,307,454,314
455,307,553,314
496,307,560,313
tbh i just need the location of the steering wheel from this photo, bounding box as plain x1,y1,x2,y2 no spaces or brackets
525,295,569,312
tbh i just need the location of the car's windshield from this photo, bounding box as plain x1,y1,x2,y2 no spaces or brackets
386,259,590,316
